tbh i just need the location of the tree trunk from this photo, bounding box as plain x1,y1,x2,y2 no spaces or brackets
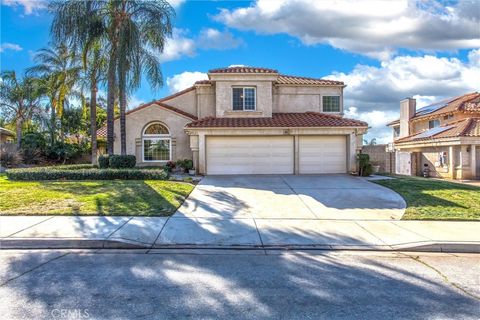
15,118,23,149
118,56,127,155
50,102,56,145
90,82,98,165
106,49,117,156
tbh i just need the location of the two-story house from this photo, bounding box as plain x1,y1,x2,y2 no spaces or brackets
388,92,480,180
98,66,368,175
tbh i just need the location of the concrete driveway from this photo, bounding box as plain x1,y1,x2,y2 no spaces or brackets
173,174,406,220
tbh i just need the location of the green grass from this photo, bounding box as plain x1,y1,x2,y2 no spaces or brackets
373,176,480,220
0,174,194,216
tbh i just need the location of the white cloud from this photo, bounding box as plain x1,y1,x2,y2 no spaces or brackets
0,42,23,53
332,49,480,143
127,95,145,110
2,0,46,15
197,28,244,50
159,28,196,63
214,0,480,60
166,71,208,93
168,0,185,8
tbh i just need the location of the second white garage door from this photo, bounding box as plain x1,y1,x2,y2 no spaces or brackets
206,136,294,174
299,136,347,174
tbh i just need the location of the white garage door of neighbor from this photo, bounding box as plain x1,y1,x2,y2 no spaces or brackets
206,136,294,174
299,136,347,174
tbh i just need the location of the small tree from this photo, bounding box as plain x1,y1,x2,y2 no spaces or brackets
0,71,43,148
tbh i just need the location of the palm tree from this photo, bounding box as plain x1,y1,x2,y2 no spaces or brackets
0,71,44,148
50,0,174,156
27,45,81,143
80,41,107,164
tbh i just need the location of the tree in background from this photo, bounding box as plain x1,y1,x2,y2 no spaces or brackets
50,0,174,156
27,44,81,144
0,71,44,148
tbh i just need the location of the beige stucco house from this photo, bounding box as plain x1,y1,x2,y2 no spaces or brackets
388,92,480,180
98,66,368,175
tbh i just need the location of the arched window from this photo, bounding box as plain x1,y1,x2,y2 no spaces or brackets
142,122,171,162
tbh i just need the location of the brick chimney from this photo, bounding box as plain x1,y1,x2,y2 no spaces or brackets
399,98,416,138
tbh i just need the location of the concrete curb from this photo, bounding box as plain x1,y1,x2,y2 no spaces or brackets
1,238,479,253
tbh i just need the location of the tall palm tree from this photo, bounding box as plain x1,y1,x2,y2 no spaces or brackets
80,41,107,164
27,44,81,143
0,71,44,148
50,0,174,155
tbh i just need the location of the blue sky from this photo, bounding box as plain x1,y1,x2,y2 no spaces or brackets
1,0,479,142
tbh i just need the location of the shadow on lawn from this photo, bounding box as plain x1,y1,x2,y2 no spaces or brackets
1,250,479,319
41,180,191,216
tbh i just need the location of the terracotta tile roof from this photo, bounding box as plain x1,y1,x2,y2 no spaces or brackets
193,75,343,86
186,112,367,128
387,119,400,126
96,101,197,138
388,92,480,125
194,80,212,85
395,117,480,144
276,75,344,86
97,126,107,138
412,92,480,121
209,66,278,74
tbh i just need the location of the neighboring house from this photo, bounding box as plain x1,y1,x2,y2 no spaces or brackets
387,92,480,180
0,127,15,144
98,66,368,175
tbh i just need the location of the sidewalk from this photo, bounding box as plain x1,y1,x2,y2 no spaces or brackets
1,215,479,252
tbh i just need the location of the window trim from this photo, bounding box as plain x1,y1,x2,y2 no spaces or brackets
322,95,341,113
142,122,172,162
232,87,256,111
429,119,440,129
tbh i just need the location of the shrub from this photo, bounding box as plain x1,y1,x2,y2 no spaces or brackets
175,159,194,172
0,144,23,168
21,132,47,164
165,160,176,172
109,155,136,168
6,167,168,181
357,153,373,177
98,155,109,168
46,141,81,162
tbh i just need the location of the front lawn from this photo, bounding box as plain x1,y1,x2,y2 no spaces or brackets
373,176,480,220
0,174,194,216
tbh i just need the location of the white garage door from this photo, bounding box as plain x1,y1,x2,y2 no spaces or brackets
206,136,294,174
299,136,347,174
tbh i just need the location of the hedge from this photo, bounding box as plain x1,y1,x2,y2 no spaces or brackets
109,155,136,168
6,167,168,181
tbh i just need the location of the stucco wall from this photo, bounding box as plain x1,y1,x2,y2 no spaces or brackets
113,104,192,165
273,86,343,114
162,88,197,116
362,144,395,173
196,85,215,119
214,80,273,117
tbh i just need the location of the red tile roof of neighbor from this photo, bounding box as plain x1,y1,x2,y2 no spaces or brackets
395,117,480,144
388,92,480,126
186,112,367,128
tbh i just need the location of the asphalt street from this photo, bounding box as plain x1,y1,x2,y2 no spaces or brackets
1,249,479,319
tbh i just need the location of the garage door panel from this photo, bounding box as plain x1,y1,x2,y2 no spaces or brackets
299,136,347,174
207,136,294,175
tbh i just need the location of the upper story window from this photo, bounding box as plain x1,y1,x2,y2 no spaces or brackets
429,119,440,129
393,126,400,138
322,96,340,112
232,87,256,111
